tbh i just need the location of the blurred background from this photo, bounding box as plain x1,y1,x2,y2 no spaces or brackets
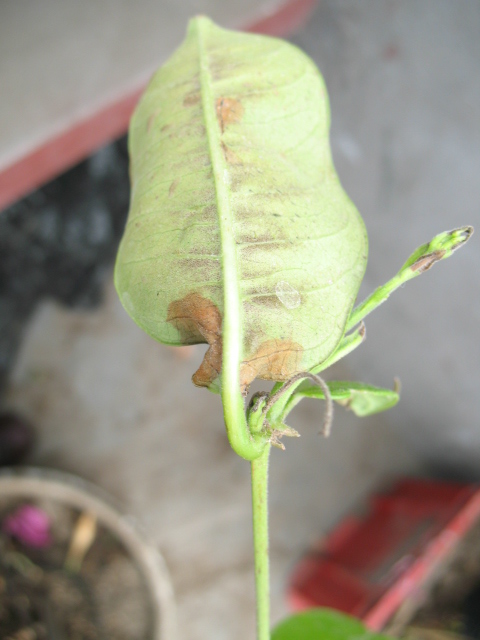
0,1,479,639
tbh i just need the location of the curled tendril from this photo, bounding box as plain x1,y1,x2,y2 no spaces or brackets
262,372,334,437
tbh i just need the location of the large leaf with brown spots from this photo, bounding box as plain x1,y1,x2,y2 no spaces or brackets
115,17,367,398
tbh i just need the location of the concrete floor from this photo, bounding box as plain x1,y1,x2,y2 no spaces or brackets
5,1,480,638
292,0,480,475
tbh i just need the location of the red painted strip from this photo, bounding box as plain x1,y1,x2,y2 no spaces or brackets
0,0,317,213
0,89,143,213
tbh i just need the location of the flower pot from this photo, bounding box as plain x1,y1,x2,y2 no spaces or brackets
0,466,176,639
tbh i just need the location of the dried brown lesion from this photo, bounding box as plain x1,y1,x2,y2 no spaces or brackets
216,97,244,133
167,293,222,388
410,250,446,273
168,178,180,197
146,109,161,133
221,142,240,164
167,294,304,393
183,92,201,107
240,339,303,394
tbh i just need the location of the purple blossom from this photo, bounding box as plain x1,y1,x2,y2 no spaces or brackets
2,504,52,548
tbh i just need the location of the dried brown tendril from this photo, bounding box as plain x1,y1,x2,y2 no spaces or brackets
262,371,334,437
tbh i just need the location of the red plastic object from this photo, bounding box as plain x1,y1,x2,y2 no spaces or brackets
288,479,480,631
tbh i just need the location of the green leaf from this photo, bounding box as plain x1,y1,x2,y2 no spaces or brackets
271,609,393,640
115,17,367,394
287,380,399,417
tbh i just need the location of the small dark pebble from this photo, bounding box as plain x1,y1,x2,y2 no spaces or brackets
0,413,35,466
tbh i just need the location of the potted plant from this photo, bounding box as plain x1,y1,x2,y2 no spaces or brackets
114,17,472,640
0,467,176,639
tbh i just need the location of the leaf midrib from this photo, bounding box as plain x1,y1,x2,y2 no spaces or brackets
196,20,243,404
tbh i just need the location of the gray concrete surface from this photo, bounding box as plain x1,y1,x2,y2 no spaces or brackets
0,0,287,169
3,1,480,638
292,0,480,476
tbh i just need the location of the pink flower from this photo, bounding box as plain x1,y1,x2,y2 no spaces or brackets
2,504,52,548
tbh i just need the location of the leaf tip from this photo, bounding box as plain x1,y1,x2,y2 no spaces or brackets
451,225,474,246
187,14,217,38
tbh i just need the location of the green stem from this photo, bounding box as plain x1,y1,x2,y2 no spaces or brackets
251,444,271,640
267,227,473,426
346,271,407,332
312,322,366,374
346,226,473,332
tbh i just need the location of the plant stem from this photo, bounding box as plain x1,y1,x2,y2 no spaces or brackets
346,226,473,332
251,444,271,640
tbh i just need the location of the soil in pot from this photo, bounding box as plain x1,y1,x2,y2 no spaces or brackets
0,496,154,640
399,519,480,640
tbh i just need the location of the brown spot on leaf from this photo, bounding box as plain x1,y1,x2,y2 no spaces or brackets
147,110,161,133
167,293,222,389
183,92,201,107
221,142,241,164
411,250,446,273
240,339,303,394
216,97,244,133
168,178,179,198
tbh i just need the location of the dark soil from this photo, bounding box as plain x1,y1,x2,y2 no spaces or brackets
0,497,153,640
403,520,480,640
0,137,129,402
